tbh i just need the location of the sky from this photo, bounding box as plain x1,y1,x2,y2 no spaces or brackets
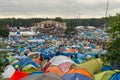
0,0,120,18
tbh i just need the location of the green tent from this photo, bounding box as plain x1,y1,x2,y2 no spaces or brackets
77,59,103,74
22,64,38,73
93,70,119,80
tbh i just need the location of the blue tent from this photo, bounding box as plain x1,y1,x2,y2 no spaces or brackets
77,53,86,59
21,61,40,69
19,47,25,52
110,72,120,80
17,31,20,35
30,71,44,76
63,52,74,57
63,73,92,80
16,57,32,67
101,66,113,71
72,59,80,64
8,47,16,51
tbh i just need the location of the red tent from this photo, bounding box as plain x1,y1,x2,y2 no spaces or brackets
10,71,29,80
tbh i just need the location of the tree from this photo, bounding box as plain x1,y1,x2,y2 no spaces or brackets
102,13,120,64
0,27,10,38
54,17,63,22
65,26,77,37
0,51,8,72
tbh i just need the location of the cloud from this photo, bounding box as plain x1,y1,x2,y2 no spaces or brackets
0,0,120,18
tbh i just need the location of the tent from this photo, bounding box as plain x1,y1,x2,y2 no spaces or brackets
77,53,86,59
66,68,93,79
43,55,76,72
45,66,63,76
49,55,75,66
17,57,32,67
21,61,40,69
2,65,15,78
27,39,45,43
77,59,103,74
22,72,64,80
101,65,113,71
66,48,78,53
63,73,92,80
110,72,120,80
58,62,73,75
28,52,40,58
10,71,29,80
22,64,38,73
30,71,44,76
94,70,119,80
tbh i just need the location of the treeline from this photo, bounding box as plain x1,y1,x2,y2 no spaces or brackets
0,17,108,27
64,18,107,27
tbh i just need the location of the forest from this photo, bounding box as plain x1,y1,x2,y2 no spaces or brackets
0,17,108,28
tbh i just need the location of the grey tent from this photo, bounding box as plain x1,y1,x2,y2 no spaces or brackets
22,72,64,80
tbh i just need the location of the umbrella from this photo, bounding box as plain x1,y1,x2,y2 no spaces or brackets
22,72,64,80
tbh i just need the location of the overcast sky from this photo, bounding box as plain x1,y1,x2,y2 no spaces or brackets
0,0,120,18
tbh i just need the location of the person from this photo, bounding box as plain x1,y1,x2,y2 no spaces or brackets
33,55,42,65
39,54,43,61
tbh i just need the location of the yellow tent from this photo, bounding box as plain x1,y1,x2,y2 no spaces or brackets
77,59,103,74
93,70,120,80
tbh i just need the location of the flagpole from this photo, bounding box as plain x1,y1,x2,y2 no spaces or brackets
104,0,109,30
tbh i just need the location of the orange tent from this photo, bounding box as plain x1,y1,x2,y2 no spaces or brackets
10,71,29,80
66,68,93,78
45,66,63,76
66,48,78,53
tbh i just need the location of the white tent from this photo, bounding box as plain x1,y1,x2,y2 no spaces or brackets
49,55,76,66
27,39,45,43
2,65,15,78
9,31,36,36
